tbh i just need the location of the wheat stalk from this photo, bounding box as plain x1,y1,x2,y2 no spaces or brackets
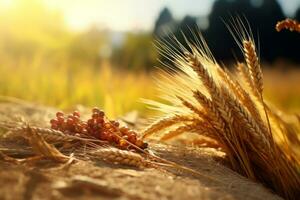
243,40,263,96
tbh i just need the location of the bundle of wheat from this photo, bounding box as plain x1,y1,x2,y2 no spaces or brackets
143,18,300,199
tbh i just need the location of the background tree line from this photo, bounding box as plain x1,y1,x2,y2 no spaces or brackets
152,0,300,67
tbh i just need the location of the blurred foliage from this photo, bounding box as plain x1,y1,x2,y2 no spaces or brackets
0,57,157,118
111,33,158,71
0,0,158,116
154,0,300,63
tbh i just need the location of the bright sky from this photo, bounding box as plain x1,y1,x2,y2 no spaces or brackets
43,0,215,31
0,0,299,32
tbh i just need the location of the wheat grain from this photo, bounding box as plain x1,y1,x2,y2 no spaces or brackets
89,148,151,168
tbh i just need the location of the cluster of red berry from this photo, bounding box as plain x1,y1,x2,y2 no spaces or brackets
50,108,148,149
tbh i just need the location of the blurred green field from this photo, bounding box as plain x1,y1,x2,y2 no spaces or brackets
0,59,158,118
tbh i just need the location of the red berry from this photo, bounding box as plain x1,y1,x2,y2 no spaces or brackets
96,118,104,124
73,111,80,117
56,111,64,118
72,115,80,122
111,120,119,127
104,123,111,129
50,119,58,125
57,116,65,123
99,131,109,140
98,111,105,117
106,133,113,142
81,122,88,128
111,135,119,143
119,139,128,149
120,127,129,133
87,119,94,125
92,107,100,113
136,139,144,148
128,133,137,143
67,118,74,124
92,113,99,119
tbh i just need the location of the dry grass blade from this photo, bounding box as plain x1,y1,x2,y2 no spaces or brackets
25,126,70,163
276,18,300,33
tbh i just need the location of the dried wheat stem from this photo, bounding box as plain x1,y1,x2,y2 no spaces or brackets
142,115,194,139
276,18,300,33
243,40,263,95
160,121,215,141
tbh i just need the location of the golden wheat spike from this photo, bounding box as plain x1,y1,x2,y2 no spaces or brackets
192,90,226,133
185,52,234,127
185,52,219,98
217,67,268,134
276,18,300,33
243,40,263,95
236,62,256,95
221,86,270,151
89,148,151,168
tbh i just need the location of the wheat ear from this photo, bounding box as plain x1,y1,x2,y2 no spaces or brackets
221,86,269,151
192,90,226,133
243,40,263,96
185,52,233,126
89,148,152,168
217,68,268,134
